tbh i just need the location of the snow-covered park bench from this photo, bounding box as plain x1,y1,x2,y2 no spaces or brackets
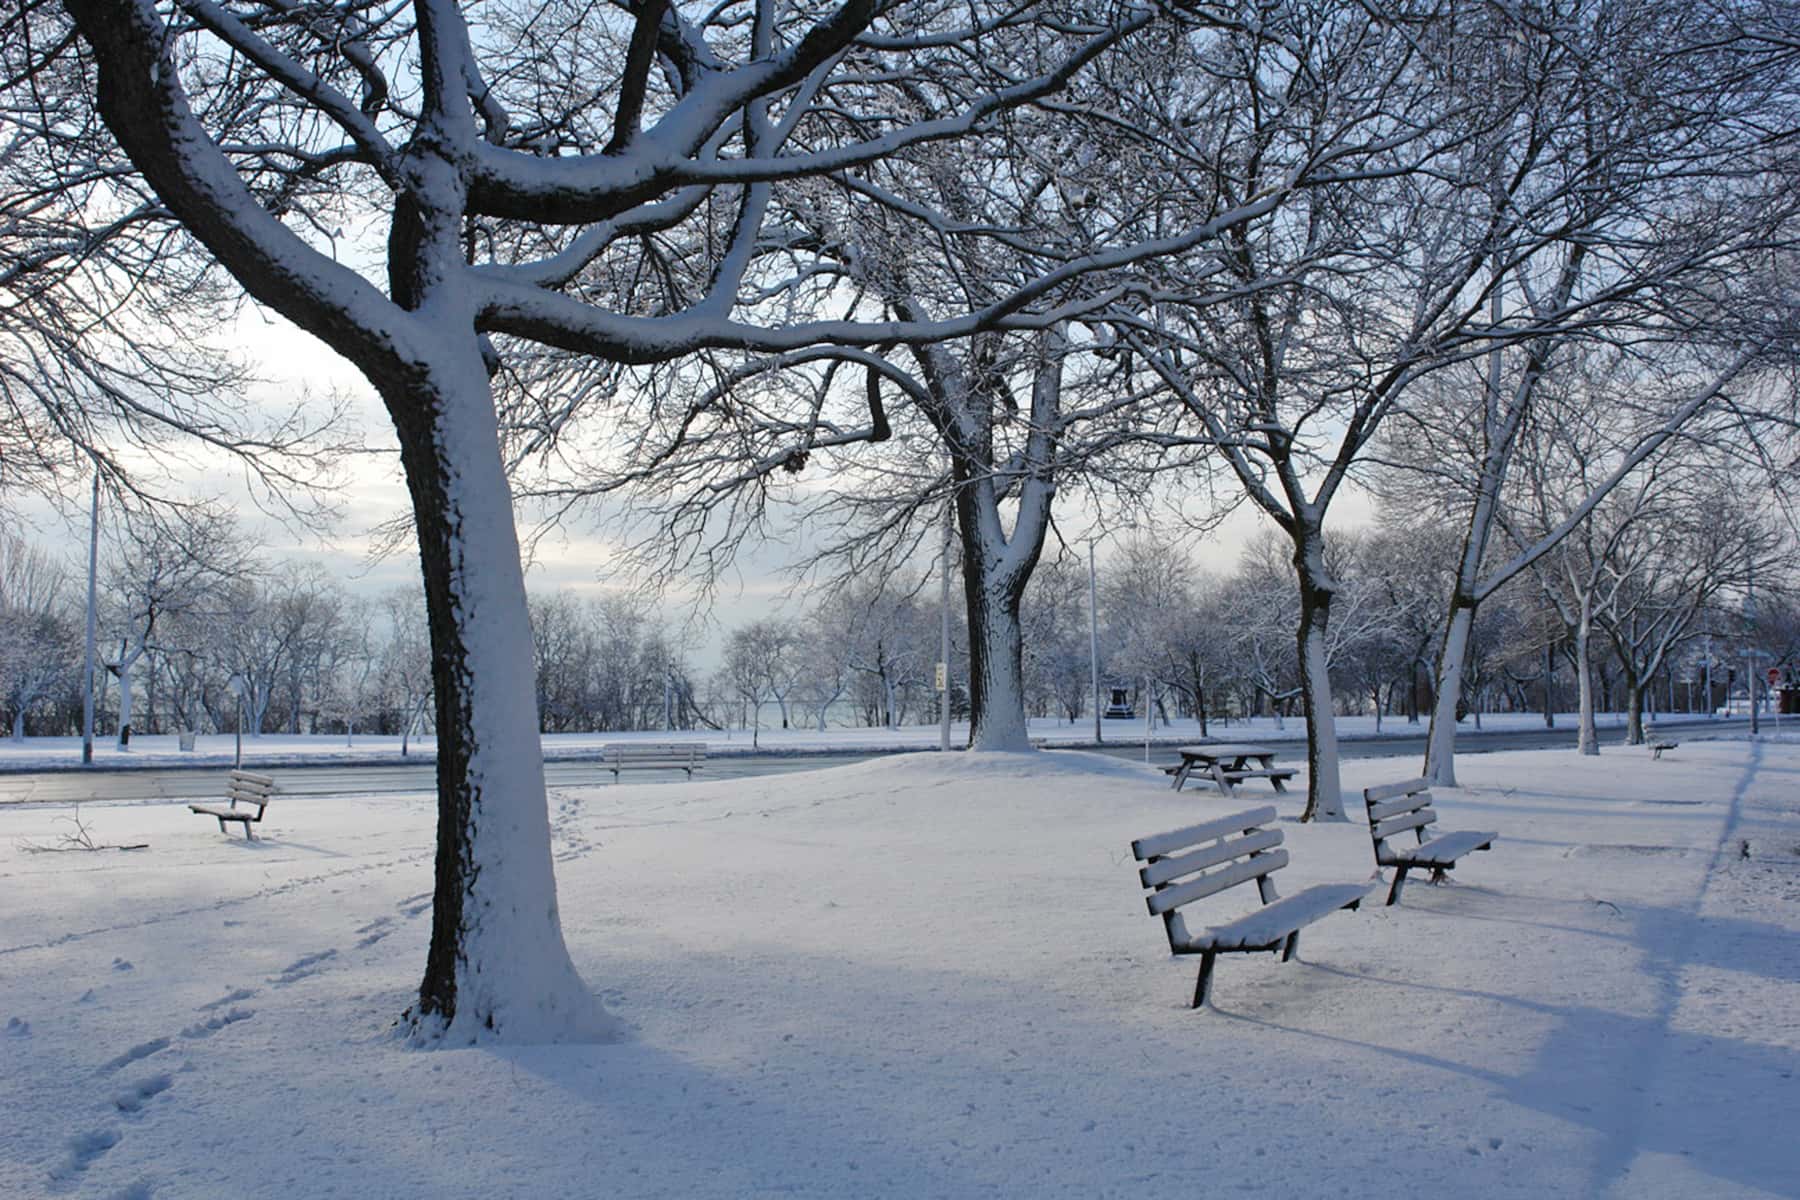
1130,806,1372,1009
188,769,277,840
1362,778,1497,906
1647,732,1679,759
601,742,707,780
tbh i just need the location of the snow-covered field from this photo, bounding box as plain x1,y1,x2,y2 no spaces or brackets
3,739,1796,1199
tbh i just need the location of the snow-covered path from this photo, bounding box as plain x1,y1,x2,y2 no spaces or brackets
2,741,1795,1198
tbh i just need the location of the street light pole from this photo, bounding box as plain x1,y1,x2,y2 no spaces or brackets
1088,540,1101,745
940,494,952,753
81,467,100,766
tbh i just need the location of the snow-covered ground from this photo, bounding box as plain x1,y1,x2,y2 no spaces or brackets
3,739,1796,1198
0,709,1737,772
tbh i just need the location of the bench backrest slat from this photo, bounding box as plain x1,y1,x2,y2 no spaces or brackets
229,769,277,789
1367,791,1430,822
1364,777,1431,804
1139,827,1283,888
226,785,271,808
1372,807,1435,841
603,743,705,761
1145,848,1289,915
1129,805,1278,862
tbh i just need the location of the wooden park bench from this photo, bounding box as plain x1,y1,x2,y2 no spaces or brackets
189,769,276,839
1362,778,1497,906
1130,806,1372,1008
1648,733,1679,759
601,742,707,780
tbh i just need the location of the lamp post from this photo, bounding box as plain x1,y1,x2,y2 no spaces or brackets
81,467,100,766
1088,540,1101,745
940,494,952,753
227,673,246,768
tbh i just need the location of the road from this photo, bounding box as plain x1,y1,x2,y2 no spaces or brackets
0,716,1751,807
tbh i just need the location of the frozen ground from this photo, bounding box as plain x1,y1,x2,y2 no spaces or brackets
0,709,1740,772
2,739,1796,1199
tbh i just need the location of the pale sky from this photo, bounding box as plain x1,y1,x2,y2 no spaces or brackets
15,302,1373,669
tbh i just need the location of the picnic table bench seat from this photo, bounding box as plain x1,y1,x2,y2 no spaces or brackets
1131,806,1372,1008
189,769,276,839
601,742,707,779
1363,778,1496,906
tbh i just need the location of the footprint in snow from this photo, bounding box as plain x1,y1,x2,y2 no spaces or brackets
5,1016,27,1037
270,949,337,986
113,1073,174,1113
108,1181,155,1200
53,1127,121,1180
99,1038,170,1075
180,1007,253,1039
196,987,257,1012
397,892,432,919
112,958,133,972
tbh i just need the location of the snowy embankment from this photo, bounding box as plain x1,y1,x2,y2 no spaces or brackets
2,741,1796,1198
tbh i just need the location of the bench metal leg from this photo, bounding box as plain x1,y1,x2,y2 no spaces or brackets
1171,764,1190,792
1386,865,1409,906
1192,952,1217,1009
1281,931,1299,962
1429,866,1448,884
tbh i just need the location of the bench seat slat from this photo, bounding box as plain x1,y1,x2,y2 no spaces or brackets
189,803,254,821
1180,882,1372,952
1146,849,1288,916
1140,828,1283,888
1372,808,1436,841
1219,767,1297,780
1131,806,1279,862
1389,829,1497,867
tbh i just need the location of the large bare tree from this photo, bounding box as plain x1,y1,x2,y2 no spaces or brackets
54,0,1167,1040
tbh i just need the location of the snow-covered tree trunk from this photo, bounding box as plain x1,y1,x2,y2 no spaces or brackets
1575,604,1599,756
1293,533,1345,822
400,361,615,1044
115,653,137,747
963,564,1031,752
1425,604,1474,786
1625,679,1646,745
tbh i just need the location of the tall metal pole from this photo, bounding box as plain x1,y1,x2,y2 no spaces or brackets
81,467,100,765
1088,540,1101,744
940,494,952,752
1143,673,1152,763
1748,560,1759,735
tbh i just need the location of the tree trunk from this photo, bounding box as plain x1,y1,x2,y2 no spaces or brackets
1293,534,1345,822
1626,680,1645,744
116,657,135,749
1576,608,1599,756
963,567,1031,751
398,364,615,1045
1425,604,1474,786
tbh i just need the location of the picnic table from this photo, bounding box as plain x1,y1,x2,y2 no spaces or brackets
1165,744,1296,797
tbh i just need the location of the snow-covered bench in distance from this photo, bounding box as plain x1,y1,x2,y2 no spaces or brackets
1361,778,1496,906
188,769,277,840
1131,806,1372,1009
601,742,707,780
1647,731,1679,759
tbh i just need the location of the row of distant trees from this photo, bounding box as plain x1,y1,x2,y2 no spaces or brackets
4,471,1794,745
